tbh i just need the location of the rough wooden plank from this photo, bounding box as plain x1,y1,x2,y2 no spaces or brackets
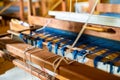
97,3,120,13
28,15,83,32
20,0,24,20
5,41,120,80
28,15,120,41
13,59,54,80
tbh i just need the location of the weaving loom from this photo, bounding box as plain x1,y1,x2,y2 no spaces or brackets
8,20,120,75
0,0,120,80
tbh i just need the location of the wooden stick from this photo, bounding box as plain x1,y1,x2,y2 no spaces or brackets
61,0,67,11
40,0,48,17
0,33,11,38
19,0,24,20
0,26,41,38
28,0,33,16
86,26,114,33
50,0,62,11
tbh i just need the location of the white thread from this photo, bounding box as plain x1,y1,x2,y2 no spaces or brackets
71,0,99,49
35,19,52,32
32,19,52,36
50,1,99,79
23,46,36,80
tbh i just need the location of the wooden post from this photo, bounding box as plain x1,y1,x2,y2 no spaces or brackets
28,0,33,16
20,0,24,21
28,0,33,24
62,0,67,11
40,0,48,17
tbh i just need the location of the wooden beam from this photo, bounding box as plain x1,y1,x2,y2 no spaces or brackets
13,59,68,80
28,16,83,32
62,0,67,11
13,59,54,80
5,41,120,80
28,15,120,41
97,3,120,13
40,0,48,17
28,0,33,16
19,0,24,20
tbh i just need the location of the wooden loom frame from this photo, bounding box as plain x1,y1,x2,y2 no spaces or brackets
28,0,120,41
2,0,120,80
0,36,119,80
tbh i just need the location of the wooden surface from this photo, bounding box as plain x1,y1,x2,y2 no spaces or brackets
89,0,120,13
0,36,119,80
19,0,24,21
0,26,10,34
13,59,53,80
97,3,120,13
0,59,14,74
10,20,30,34
6,42,120,80
0,47,14,75
28,16,120,41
